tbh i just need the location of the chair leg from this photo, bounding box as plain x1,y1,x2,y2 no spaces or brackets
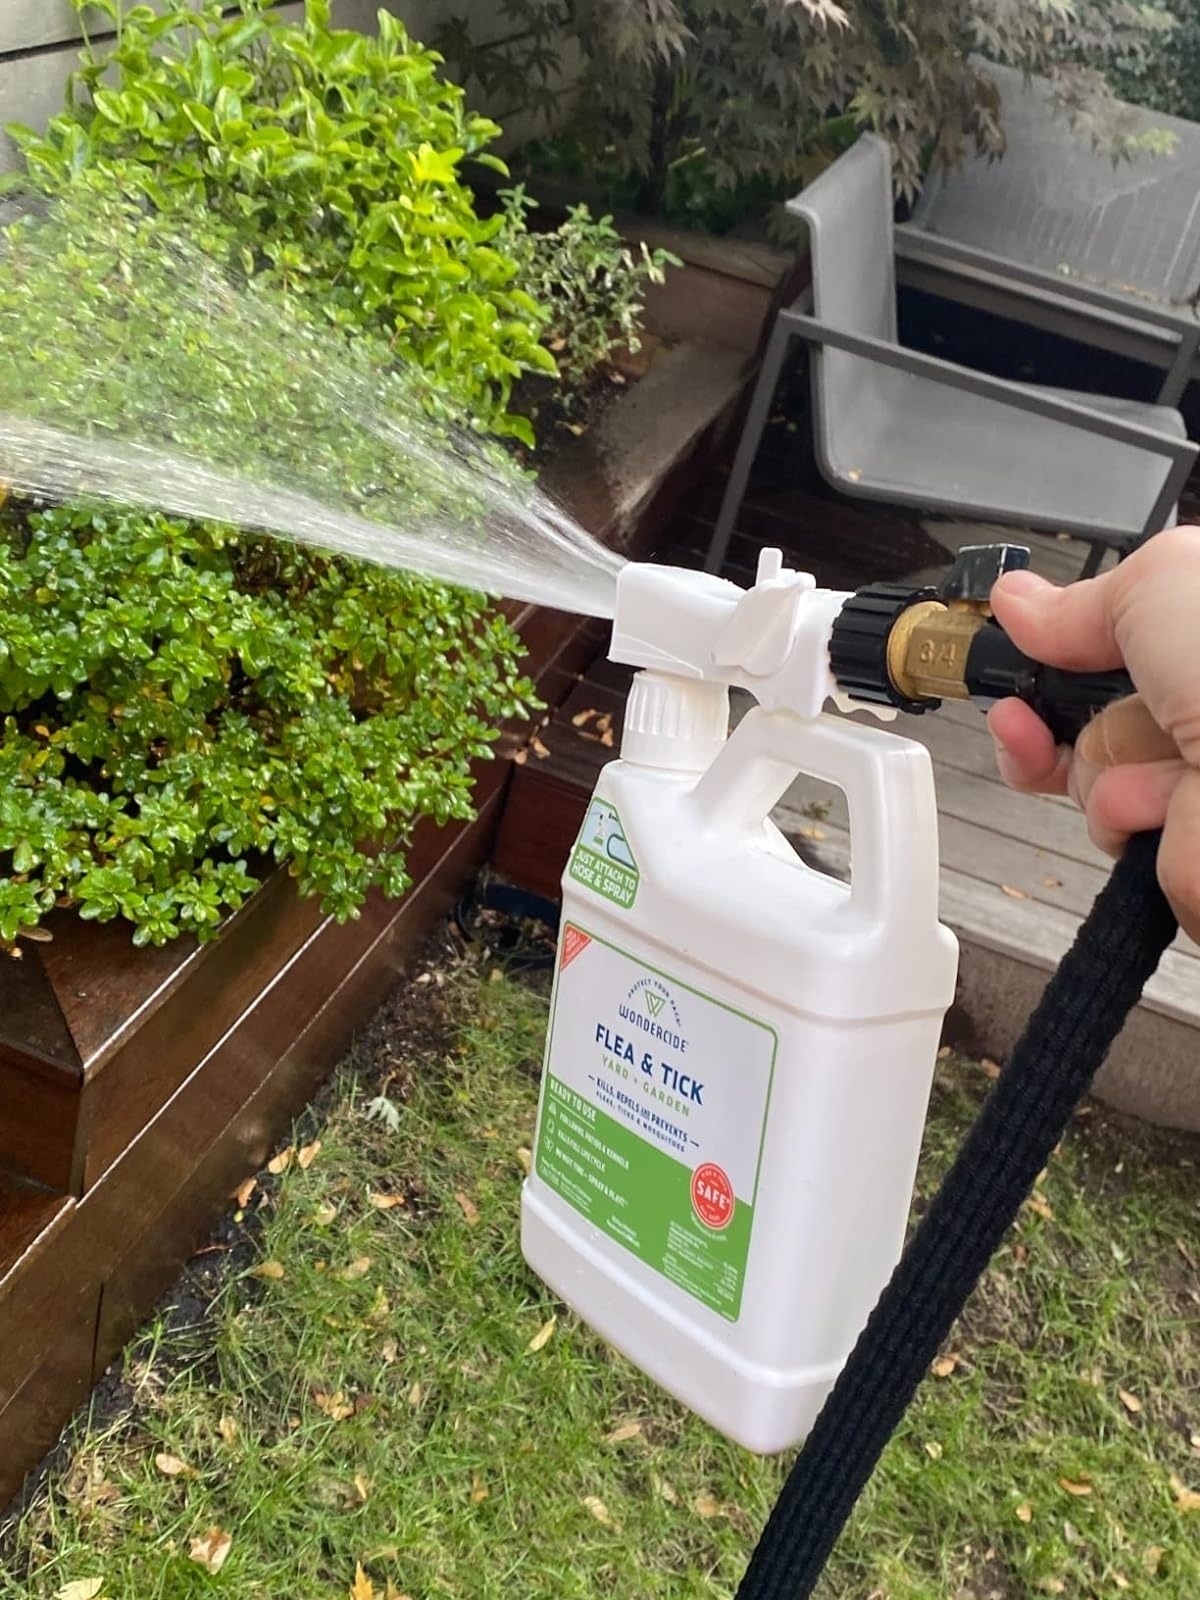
704,319,796,576
1079,542,1106,580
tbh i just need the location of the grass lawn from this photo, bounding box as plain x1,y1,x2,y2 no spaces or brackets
2,930,1197,1600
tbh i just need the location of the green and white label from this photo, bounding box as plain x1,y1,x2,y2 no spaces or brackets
535,926,776,1321
568,799,639,908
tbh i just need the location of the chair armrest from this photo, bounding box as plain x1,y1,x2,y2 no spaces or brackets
779,308,1199,466
894,224,1199,342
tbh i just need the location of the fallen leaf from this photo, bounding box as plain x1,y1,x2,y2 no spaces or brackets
1016,1501,1033,1523
471,1474,489,1505
454,1192,480,1225
571,708,598,728
1118,1388,1143,1415
1113,1574,1130,1591
931,1354,959,1378
583,1495,613,1525
605,1422,641,1444
794,824,826,841
693,1492,724,1520
336,1257,372,1282
314,1202,338,1226
653,1474,679,1505
189,1526,233,1575
406,1379,422,1406
354,1475,371,1503
1040,875,1063,889
937,1045,951,1060
924,1441,943,1459
1001,883,1029,900
314,1390,355,1422
381,1339,399,1365
298,1139,322,1170
350,1563,375,1600
530,736,551,760
56,1582,104,1600
218,1415,238,1446
369,1192,405,1211
1026,1194,1054,1221
234,1177,257,1209
981,1058,1002,1079
384,1586,413,1600
1171,1474,1200,1512
154,1453,196,1479
267,1147,293,1176
252,1260,285,1281
528,1316,557,1353
1142,1546,1165,1575
1036,1581,1066,1595
515,1147,532,1176
1058,1477,1093,1497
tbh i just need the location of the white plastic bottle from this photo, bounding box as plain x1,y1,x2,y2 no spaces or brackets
521,633,958,1454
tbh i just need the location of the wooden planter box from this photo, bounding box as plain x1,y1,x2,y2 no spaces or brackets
0,283,754,1507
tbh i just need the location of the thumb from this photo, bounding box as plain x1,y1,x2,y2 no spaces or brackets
991,529,1200,762
988,565,1123,673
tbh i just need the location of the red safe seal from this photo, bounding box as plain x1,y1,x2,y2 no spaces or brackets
690,1163,735,1230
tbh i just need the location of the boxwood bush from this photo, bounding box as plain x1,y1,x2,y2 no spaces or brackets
0,0,583,950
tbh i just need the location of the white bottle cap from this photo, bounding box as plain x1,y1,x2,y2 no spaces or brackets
620,670,729,772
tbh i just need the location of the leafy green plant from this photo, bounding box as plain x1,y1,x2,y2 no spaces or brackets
10,0,558,442
0,498,533,948
0,1,562,949
436,0,1176,229
497,186,679,412
1105,0,1200,121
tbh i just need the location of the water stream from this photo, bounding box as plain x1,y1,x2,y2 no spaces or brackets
0,197,626,619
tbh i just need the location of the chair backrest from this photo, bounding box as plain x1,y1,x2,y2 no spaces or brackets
788,133,898,342
910,59,1200,310
787,134,898,482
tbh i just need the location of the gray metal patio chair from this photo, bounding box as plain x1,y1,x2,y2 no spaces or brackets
704,134,1198,582
897,60,1200,407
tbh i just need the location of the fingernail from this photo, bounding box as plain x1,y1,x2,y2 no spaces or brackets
993,568,1050,601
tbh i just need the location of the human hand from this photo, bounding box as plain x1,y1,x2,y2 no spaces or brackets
985,525,1200,943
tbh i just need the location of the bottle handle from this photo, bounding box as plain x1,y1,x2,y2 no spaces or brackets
690,709,942,929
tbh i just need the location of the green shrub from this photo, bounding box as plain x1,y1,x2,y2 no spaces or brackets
10,0,558,442
0,499,532,948
0,0,556,949
496,185,679,416
1105,0,1200,122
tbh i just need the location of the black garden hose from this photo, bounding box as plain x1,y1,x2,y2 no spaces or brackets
738,829,1177,1599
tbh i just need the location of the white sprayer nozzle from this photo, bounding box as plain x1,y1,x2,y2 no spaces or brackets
609,549,894,724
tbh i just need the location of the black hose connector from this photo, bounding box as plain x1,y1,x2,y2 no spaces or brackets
964,622,1135,745
828,583,941,714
